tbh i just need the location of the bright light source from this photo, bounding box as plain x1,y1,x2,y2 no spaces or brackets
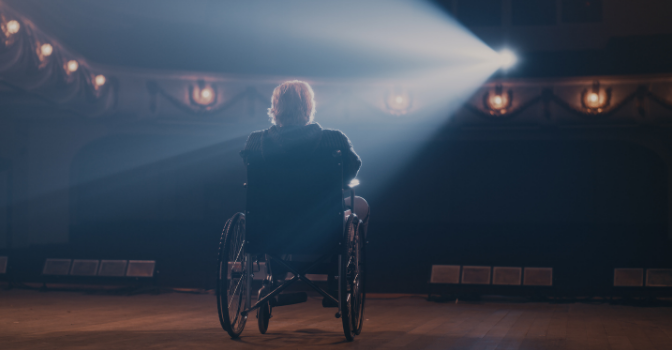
67,60,79,73
488,93,508,110
40,43,53,57
349,179,360,187
201,88,212,99
492,95,502,106
94,74,106,87
385,90,412,115
192,84,215,105
498,49,516,69
6,20,20,34
587,92,598,103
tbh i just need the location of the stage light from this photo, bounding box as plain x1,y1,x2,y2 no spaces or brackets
40,43,53,57
94,74,106,87
523,267,553,286
498,49,516,69
66,60,79,73
6,20,20,34
70,259,99,276
126,260,156,277
42,259,72,275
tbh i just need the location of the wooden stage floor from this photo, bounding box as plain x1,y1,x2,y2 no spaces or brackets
1,289,672,350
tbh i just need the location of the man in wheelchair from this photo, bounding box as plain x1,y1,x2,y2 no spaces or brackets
217,80,369,340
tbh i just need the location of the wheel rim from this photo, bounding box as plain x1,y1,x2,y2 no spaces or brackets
349,220,364,333
342,216,361,340
218,215,248,336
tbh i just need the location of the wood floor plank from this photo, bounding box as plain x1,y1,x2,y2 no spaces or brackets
2,290,672,350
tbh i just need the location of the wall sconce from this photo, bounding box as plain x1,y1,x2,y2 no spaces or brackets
384,88,412,115
483,84,513,116
581,81,611,114
189,80,217,107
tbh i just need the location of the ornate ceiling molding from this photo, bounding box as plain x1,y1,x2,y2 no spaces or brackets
3,1,672,128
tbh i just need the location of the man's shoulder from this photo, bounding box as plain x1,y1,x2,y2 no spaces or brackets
319,128,351,149
244,129,266,151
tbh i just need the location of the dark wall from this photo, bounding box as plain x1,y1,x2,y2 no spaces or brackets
68,128,671,292
367,138,669,293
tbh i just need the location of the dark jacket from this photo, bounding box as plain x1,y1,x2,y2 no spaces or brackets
242,123,362,183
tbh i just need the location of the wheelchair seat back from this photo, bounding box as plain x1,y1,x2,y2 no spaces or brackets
245,149,344,255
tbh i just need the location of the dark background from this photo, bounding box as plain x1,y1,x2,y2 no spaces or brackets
2,0,672,295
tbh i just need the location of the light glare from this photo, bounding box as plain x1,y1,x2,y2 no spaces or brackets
6,20,20,34
41,43,53,57
498,49,516,69
95,74,106,87
67,60,79,73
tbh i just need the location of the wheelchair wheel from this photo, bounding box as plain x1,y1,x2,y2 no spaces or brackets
340,215,365,341
216,213,249,338
353,217,366,335
257,301,271,334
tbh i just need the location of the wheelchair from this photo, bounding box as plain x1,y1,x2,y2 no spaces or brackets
216,149,367,341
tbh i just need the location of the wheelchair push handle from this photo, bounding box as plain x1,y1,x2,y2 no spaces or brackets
344,179,359,215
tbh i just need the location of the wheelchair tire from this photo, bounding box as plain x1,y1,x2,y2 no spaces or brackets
257,301,271,334
216,213,249,338
341,214,364,341
353,216,366,336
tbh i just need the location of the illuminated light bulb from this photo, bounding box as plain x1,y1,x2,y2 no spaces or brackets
94,74,106,87
201,87,212,99
385,89,411,115
7,20,20,34
488,93,508,110
498,49,516,69
587,92,598,103
66,60,79,73
493,95,503,106
193,85,215,105
40,43,53,57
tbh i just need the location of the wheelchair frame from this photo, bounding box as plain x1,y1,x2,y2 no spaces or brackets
216,150,366,341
